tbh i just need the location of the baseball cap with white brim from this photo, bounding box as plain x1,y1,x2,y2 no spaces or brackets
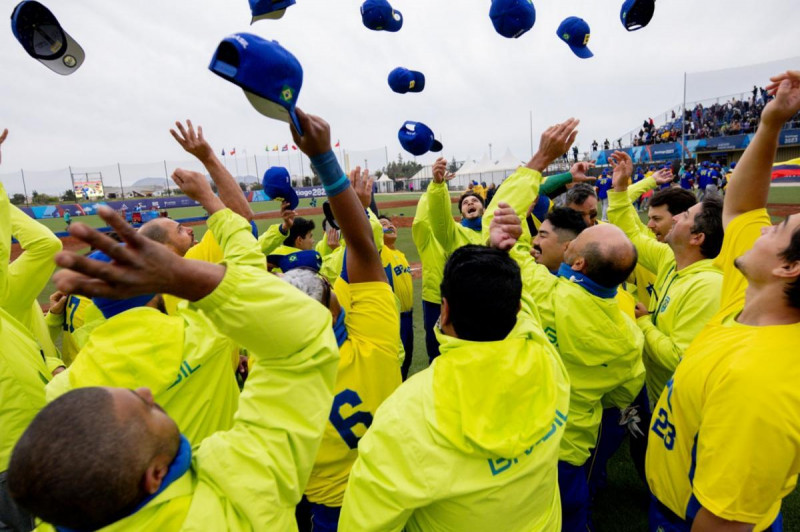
10,0,85,75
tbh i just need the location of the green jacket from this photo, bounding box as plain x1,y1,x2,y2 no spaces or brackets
607,189,722,406
427,181,484,252
412,187,447,304
340,275,570,531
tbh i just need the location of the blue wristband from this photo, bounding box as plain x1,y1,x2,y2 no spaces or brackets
310,151,350,196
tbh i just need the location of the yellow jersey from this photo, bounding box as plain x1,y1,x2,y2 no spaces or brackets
646,209,800,529
44,294,97,367
380,245,413,313
304,282,401,506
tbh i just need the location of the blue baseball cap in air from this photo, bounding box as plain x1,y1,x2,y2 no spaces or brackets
262,166,299,210
556,16,593,59
250,0,296,22
11,1,85,75
388,67,425,94
361,0,403,32
620,0,655,31
88,250,156,319
489,0,536,39
398,122,443,156
209,33,304,135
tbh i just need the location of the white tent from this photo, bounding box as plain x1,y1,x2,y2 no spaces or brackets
451,149,524,188
375,174,395,194
495,149,524,173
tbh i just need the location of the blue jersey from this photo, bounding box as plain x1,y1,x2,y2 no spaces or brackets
680,171,694,190
596,177,612,200
698,169,712,189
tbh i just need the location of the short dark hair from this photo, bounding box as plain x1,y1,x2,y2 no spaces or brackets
284,217,315,247
378,215,391,222
691,195,724,259
139,220,169,244
7,388,171,530
565,183,597,206
779,223,800,309
546,207,588,241
458,192,484,211
583,241,638,288
440,245,521,341
650,188,697,216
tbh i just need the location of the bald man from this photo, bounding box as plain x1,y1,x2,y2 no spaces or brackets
483,119,645,532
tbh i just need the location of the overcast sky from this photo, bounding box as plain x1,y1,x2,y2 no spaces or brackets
0,0,798,195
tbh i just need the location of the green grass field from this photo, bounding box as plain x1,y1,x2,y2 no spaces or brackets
32,189,800,529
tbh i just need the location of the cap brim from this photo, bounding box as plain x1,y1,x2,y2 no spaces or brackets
568,44,593,59
37,30,85,75
244,90,304,136
251,9,287,23
430,139,443,153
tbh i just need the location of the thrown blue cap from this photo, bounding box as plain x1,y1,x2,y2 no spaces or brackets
11,1,85,75
489,0,536,39
730,162,736,169
262,166,299,210
388,67,425,94
556,16,593,59
268,250,322,273
209,33,303,135
250,0,296,22
361,0,403,32
620,0,655,31
398,121,443,156
88,250,155,319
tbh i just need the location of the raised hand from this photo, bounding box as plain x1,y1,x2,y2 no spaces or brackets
280,200,296,232
0,128,8,165
432,157,455,184
489,202,522,251
349,166,374,209
53,207,222,301
172,169,224,215
170,120,214,162
48,290,68,315
762,71,800,127
608,151,633,191
326,227,340,250
528,118,580,172
570,161,597,183
291,108,331,157
652,168,674,186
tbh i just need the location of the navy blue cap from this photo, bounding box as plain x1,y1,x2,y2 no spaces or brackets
388,67,425,94
262,166,299,210
11,1,85,75
361,0,403,32
209,33,303,135
88,250,155,319
398,121,443,156
268,250,322,272
620,0,655,31
556,16,593,59
489,0,536,39
250,0,296,22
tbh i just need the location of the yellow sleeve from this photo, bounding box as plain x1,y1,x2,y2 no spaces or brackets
627,176,657,203
1,205,61,316
320,246,345,285
258,223,287,257
607,190,673,274
713,209,771,316
190,264,340,529
482,167,543,244
207,209,266,270
44,309,65,346
184,230,222,263
346,282,399,360
367,208,384,255
693,366,794,525
426,181,461,253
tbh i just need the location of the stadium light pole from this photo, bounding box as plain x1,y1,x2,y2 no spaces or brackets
681,72,687,165
529,110,534,158
163,160,171,197
117,163,125,199
20,168,29,206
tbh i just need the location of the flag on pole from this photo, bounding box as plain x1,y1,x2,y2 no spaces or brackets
335,140,340,147
772,157,800,182
231,148,236,155
291,145,298,151
273,145,279,151
282,144,289,151
221,149,226,156
265,145,269,151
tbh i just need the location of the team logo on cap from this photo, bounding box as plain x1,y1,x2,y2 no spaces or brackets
289,255,298,262
562,32,570,40
281,86,294,102
583,34,591,44
409,80,416,89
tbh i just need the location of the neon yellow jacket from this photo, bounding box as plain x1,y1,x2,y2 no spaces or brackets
0,307,50,471
38,259,340,531
46,210,266,445
485,168,645,466
411,187,446,304
340,274,570,532
258,223,286,256
0,199,62,364
607,189,722,406
319,209,383,285
427,181,484,253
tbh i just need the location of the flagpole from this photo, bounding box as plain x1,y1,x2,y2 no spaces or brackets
233,152,240,181
244,149,251,181
254,154,260,180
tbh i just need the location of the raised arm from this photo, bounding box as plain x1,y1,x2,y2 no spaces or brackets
293,109,386,284
424,157,462,252
170,120,254,222
723,71,800,228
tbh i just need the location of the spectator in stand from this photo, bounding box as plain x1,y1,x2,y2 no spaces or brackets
592,139,599,152
603,138,610,150
573,145,579,162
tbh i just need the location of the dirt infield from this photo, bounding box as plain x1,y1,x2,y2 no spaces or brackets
12,201,798,262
